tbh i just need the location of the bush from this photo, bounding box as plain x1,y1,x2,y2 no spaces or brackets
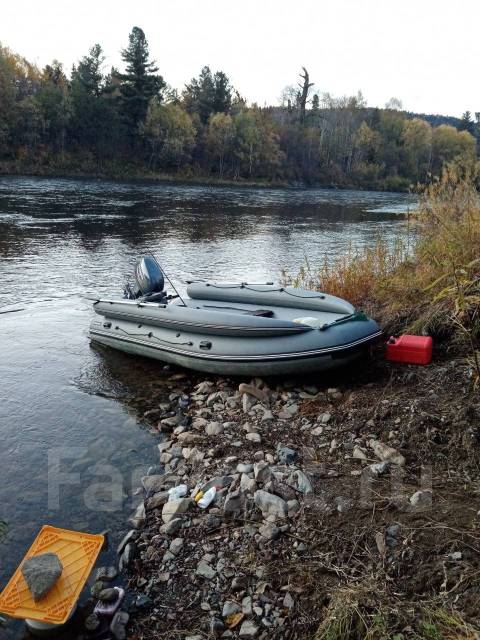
283,163,480,379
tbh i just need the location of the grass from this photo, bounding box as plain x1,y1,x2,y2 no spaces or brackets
283,163,480,380
313,587,480,640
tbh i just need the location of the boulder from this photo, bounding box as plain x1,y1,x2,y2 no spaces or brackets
254,490,288,518
162,498,191,523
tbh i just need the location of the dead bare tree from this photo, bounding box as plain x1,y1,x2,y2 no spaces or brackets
298,67,314,124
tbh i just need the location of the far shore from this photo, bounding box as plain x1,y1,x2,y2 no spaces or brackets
0,162,412,193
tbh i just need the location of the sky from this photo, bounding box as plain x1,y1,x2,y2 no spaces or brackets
2,0,478,117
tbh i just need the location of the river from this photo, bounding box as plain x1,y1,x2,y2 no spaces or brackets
0,176,414,637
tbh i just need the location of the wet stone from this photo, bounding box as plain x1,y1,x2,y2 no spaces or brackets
90,580,104,598
110,610,129,640
84,613,101,632
99,587,118,603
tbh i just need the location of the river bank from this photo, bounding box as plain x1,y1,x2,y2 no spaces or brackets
102,338,479,640
0,161,411,192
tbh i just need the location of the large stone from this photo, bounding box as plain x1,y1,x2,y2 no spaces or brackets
239,620,259,638
410,490,432,508
128,502,145,528
145,491,169,511
240,473,257,493
110,611,129,640
287,470,313,494
21,553,63,602
94,566,117,581
162,498,191,523
224,490,245,515
238,383,269,405
253,462,272,483
169,538,184,555
116,529,136,556
254,490,288,518
201,475,234,493
276,443,297,464
222,600,241,617
369,440,405,466
206,422,224,436
157,440,173,454
160,518,183,535
99,588,118,603
196,560,216,580
177,432,204,445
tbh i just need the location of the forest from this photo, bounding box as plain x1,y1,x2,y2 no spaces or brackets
0,26,478,190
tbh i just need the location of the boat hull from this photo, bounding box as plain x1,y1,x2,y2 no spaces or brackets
89,317,381,376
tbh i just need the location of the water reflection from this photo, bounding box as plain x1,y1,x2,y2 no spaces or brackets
0,176,414,638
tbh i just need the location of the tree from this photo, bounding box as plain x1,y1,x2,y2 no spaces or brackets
69,44,120,155
458,110,474,134
35,61,70,156
355,121,382,163
205,112,235,176
298,67,313,124
183,66,233,124
432,124,476,174
213,71,232,114
142,100,196,169
119,27,165,136
401,118,432,181
385,97,403,111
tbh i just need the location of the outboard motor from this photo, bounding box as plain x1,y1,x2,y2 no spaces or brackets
124,257,167,302
135,257,165,295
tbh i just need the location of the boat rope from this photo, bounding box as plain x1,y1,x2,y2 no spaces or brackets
204,283,326,300
319,311,368,331
114,326,194,346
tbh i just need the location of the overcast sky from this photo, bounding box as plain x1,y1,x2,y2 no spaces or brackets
2,0,478,117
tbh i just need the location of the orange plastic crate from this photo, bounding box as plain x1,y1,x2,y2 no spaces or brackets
0,525,104,624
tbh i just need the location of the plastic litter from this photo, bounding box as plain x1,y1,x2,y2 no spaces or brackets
168,484,188,501
197,486,217,509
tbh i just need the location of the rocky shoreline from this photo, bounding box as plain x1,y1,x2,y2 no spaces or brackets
101,349,480,640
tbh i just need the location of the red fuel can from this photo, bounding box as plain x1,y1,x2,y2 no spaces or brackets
386,334,433,365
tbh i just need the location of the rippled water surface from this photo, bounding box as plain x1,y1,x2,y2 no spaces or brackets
0,176,414,637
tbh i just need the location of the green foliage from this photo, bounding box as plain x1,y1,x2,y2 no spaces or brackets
0,41,478,186
142,100,196,169
118,27,165,134
183,66,233,124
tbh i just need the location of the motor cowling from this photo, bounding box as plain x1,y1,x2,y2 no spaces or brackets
135,257,165,296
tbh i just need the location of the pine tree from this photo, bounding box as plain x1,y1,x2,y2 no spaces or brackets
459,110,474,134
183,67,233,124
213,71,232,114
119,27,165,135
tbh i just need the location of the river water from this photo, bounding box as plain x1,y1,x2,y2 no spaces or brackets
0,176,414,637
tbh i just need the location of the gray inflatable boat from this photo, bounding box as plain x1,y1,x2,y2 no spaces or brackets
89,258,382,376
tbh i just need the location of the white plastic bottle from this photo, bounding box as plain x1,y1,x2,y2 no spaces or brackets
197,486,217,509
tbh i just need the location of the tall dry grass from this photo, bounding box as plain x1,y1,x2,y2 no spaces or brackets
284,164,480,376
281,236,409,310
